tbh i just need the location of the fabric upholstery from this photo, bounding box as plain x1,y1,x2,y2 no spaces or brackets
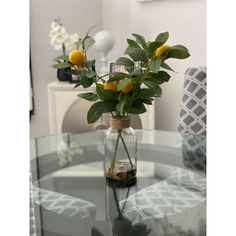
177,67,207,172
178,67,206,136
30,171,36,236
119,167,206,224
32,186,96,218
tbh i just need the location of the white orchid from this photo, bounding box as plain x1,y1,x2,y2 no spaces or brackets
65,33,80,51
57,142,73,167
57,141,84,167
69,140,84,155
50,19,68,51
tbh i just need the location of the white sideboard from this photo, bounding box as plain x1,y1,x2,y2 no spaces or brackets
48,81,155,135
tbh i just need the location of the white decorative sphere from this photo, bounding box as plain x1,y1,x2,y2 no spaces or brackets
94,31,114,56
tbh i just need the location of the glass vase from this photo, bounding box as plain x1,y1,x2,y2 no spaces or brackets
104,116,137,187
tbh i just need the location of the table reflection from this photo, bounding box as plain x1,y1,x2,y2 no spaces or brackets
31,131,206,236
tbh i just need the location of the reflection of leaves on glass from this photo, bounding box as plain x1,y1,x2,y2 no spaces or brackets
198,218,206,236
91,186,151,236
91,222,151,236
132,223,151,236
91,227,104,236
161,217,203,236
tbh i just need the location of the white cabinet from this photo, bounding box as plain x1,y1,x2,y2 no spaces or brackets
48,81,155,135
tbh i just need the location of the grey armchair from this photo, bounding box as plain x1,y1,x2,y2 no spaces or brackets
178,67,207,172
178,67,206,136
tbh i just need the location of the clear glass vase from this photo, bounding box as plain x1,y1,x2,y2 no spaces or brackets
104,116,137,187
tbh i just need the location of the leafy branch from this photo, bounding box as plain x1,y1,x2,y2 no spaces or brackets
52,31,190,123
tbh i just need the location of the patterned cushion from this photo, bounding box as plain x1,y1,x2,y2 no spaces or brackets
182,134,206,172
178,67,207,136
30,171,36,236
32,186,96,218
119,168,206,224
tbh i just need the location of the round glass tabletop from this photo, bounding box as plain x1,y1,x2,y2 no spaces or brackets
30,130,206,236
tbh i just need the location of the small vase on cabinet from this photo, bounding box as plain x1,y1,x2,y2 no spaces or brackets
105,116,137,187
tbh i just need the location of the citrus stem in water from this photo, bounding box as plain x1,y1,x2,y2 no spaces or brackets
119,133,133,167
110,129,134,174
111,129,121,173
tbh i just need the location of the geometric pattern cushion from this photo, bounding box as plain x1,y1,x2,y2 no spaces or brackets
178,67,207,136
32,186,96,218
182,134,206,172
120,167,206,225
30,171,36,236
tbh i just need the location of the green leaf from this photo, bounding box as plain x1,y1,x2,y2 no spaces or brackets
52,63,71,69
83,37,95,51
132,33,147,50
53,54,69,62
165,46,190,59
129,71,144,82
91,227,104,236
74,80,83,88
130,71,143,77
155,32,169,45
96,84,117,100
139,97,154,105
132,82,141,96
107,72,128,82
129,101,146,114
87,102,103,124
127,39,141,48
137,88,159,98
149,57,162,73
96,83,105,98
143,81,162,96
124,47,148,62
116,95,131,114
116,57,134,67
85,71,96,79
171,44,189,51
161,62,176,72
81,77,93,88
157,71,171,82
76,70,95,88
146,41,151,48
84,59,96,68
147,71,171,84
124,66,134,73
87,101,117,123
78,92,99,101
147,42,163,57
117,79,130,91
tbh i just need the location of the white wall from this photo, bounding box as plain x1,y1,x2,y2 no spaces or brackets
30,0,206,137
102,0,206,131
30,0,103,138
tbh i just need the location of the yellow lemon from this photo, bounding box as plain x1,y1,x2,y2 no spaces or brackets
69,50,85,66
155,44,170,57
104,81,117,91
121,79,133,94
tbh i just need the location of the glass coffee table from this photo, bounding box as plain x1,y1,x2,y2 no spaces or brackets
30,130,206,236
